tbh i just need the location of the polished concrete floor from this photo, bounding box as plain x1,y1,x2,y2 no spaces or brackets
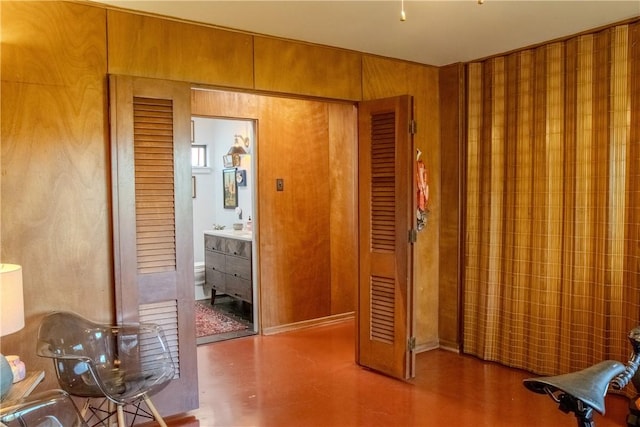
167,319,630,427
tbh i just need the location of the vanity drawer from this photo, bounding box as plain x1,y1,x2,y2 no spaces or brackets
225,255,251,280
205,269,225,292
225,275,252,303
205,234,225,252
204,232,253,306
205,251,225,272
226,239,251,259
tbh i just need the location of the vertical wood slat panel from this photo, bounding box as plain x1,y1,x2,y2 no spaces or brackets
486,57,505,359
625,22,640,325
498,52,518,365
559,37,578,370
541,43,565,372
529,45,549,367
608,25,630,353
591,29,611,353
134,97,177,274
463,23,640,379
462,63,483,355
514,50,535,367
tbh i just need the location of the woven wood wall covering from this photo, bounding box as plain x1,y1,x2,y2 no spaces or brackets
464,22,640,379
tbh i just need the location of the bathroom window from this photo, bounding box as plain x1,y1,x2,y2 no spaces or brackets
191,145,207,168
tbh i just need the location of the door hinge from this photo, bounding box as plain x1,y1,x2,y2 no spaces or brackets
408,229,417,244
408,337,416,351
409,120,417,135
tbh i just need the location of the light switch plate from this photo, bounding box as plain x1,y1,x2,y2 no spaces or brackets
276,178,284,191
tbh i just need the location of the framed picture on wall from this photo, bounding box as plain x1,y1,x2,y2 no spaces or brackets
236,169,247,187
223,168,238,209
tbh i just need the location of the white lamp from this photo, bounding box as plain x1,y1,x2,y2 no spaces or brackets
1,264,24,335
0,263,25,399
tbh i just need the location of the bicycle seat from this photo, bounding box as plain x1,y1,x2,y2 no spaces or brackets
523,360,625,415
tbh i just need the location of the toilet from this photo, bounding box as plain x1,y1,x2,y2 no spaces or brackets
194,261,209,301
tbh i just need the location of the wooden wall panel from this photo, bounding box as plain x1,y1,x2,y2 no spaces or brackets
438,63,464,350
408,63,441,349
1,1,110,390
254,37,362,101
2,1,438,357
192,90,353,328
108,11,254,89
362,55,409,100
257,96,332,327
1,1,106,86
191,89,259,119
328,103,358,314
362,54,441,349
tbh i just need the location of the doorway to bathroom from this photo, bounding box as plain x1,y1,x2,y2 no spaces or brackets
191,116,257,345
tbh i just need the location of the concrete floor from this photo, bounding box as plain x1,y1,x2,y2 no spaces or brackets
164,319,630,427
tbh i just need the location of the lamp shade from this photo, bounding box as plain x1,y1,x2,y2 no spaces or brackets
227,145,247,155
227,135,248,155
0,264,24,336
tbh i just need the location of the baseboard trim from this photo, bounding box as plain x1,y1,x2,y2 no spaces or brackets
438,342,461,353
262,312,355,335
415,340,440,353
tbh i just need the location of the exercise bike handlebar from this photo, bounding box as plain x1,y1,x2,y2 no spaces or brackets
611,326,640,390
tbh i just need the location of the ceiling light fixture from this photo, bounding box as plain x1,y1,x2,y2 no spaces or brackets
400,0,406,21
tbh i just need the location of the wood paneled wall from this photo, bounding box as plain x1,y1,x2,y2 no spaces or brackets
108,11,254,89
254,37,362,100
1,0,443,384
192,90,357,328
438,63,465,350
328,103,359,315
1,1,111,390
362,55,441,349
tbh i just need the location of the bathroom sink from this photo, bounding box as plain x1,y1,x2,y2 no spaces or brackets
232,230,252,238
204,229,252,241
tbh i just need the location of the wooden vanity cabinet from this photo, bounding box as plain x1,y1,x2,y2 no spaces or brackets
204,233,252,305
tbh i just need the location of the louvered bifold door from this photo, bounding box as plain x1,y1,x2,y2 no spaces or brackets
109,75,198,417
357,96,415,380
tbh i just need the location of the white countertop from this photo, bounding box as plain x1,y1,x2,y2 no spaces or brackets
204,229,253,241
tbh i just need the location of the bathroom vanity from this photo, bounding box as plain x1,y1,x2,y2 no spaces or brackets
204,230,252,305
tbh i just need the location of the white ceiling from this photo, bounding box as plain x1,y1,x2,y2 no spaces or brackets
92,0,640,66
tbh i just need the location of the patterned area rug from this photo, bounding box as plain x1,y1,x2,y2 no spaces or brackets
195,301,248,337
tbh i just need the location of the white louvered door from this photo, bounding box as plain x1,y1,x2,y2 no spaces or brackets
109,75,198,416
357,95,415,380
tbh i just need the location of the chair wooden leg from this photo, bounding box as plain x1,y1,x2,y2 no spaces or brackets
109,400,119,427
143,395,167,427
80,399,91,418
117,404,126,427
